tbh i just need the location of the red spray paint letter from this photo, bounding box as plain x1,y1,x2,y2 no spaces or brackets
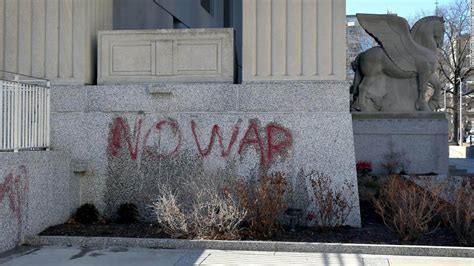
191,121,240,157
109,117,143,160
0,166,28,224
238,120,266,166
143,120,182,159
266,124,293,163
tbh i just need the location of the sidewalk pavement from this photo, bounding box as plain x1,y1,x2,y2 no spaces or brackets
0,246,473,266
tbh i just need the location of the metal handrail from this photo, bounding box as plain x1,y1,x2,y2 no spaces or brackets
0,70,50,87
0,72,50,152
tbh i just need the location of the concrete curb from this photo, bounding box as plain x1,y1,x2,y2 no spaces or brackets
26,236,474,258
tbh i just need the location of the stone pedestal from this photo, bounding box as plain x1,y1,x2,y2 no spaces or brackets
353,112,449,175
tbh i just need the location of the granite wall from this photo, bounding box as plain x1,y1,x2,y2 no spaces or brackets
0,151,75,253
50,81,361,227
353,112,449,175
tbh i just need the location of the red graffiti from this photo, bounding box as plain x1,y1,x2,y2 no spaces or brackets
191,120,241,157
238,120,266,166
266,123,294,163
143,120,183,159
0,166,28,224
108,116,294,167
110,116,143,160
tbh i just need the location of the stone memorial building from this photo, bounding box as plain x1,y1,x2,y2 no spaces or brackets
0,0,363,253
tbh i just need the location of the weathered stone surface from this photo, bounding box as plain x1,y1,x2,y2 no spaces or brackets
51,82,349,114
51,81,361,227
98,29,234,84
0,151,73,253
352,112,448,175
237,81,349,112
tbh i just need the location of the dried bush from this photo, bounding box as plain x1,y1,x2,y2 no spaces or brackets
151,181,246,240
116,203,139,224
191,188,246,240
307,172,354,227
230,173,288,239
446,182,473,246
374,175,445,241
74,204,100,224
152,186,190,238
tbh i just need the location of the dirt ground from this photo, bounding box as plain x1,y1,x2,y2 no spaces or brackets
40,202,465,247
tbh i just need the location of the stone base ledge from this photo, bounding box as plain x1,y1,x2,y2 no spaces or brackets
26,236,474,258
352,112,448,120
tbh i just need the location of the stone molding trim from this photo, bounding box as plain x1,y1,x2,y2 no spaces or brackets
97,29,234,84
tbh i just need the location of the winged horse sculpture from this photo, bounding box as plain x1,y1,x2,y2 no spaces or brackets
351,14,445,112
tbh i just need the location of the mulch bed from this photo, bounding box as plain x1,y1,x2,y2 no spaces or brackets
272,202,459,246
40,223,168,239
40,202,465,247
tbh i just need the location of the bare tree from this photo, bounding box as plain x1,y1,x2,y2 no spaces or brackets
346,18,374,81
437,0,472,143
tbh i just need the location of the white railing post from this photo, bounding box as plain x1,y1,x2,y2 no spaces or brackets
13,75,20,152
45,81,50,150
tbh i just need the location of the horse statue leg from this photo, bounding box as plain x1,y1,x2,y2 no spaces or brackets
428,76,444,110
350,55,363,111
415,70,433,111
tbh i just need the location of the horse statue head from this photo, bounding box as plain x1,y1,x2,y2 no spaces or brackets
411,16,445,51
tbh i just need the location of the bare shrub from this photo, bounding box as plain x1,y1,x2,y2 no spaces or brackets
192,188,246,240
307,172,354,227
151,175,247,240
152,186,189,238
230,173,288,239
374,175,445,241
446,181,473,246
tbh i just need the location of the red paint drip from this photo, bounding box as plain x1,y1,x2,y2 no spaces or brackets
191,121,240,157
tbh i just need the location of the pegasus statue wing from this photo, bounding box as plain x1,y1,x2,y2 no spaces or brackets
356,13,418,73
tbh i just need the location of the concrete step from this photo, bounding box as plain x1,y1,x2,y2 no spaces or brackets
448,162,474,176
450,171,470,176
449,169,474,176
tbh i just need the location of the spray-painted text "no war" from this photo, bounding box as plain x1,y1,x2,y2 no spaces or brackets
109,116,293,167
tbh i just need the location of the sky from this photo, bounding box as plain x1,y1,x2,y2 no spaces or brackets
347,0,451,18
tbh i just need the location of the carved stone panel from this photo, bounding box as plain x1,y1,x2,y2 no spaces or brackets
98,28,234,84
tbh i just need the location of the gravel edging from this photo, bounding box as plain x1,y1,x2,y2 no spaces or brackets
26,236,474,258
